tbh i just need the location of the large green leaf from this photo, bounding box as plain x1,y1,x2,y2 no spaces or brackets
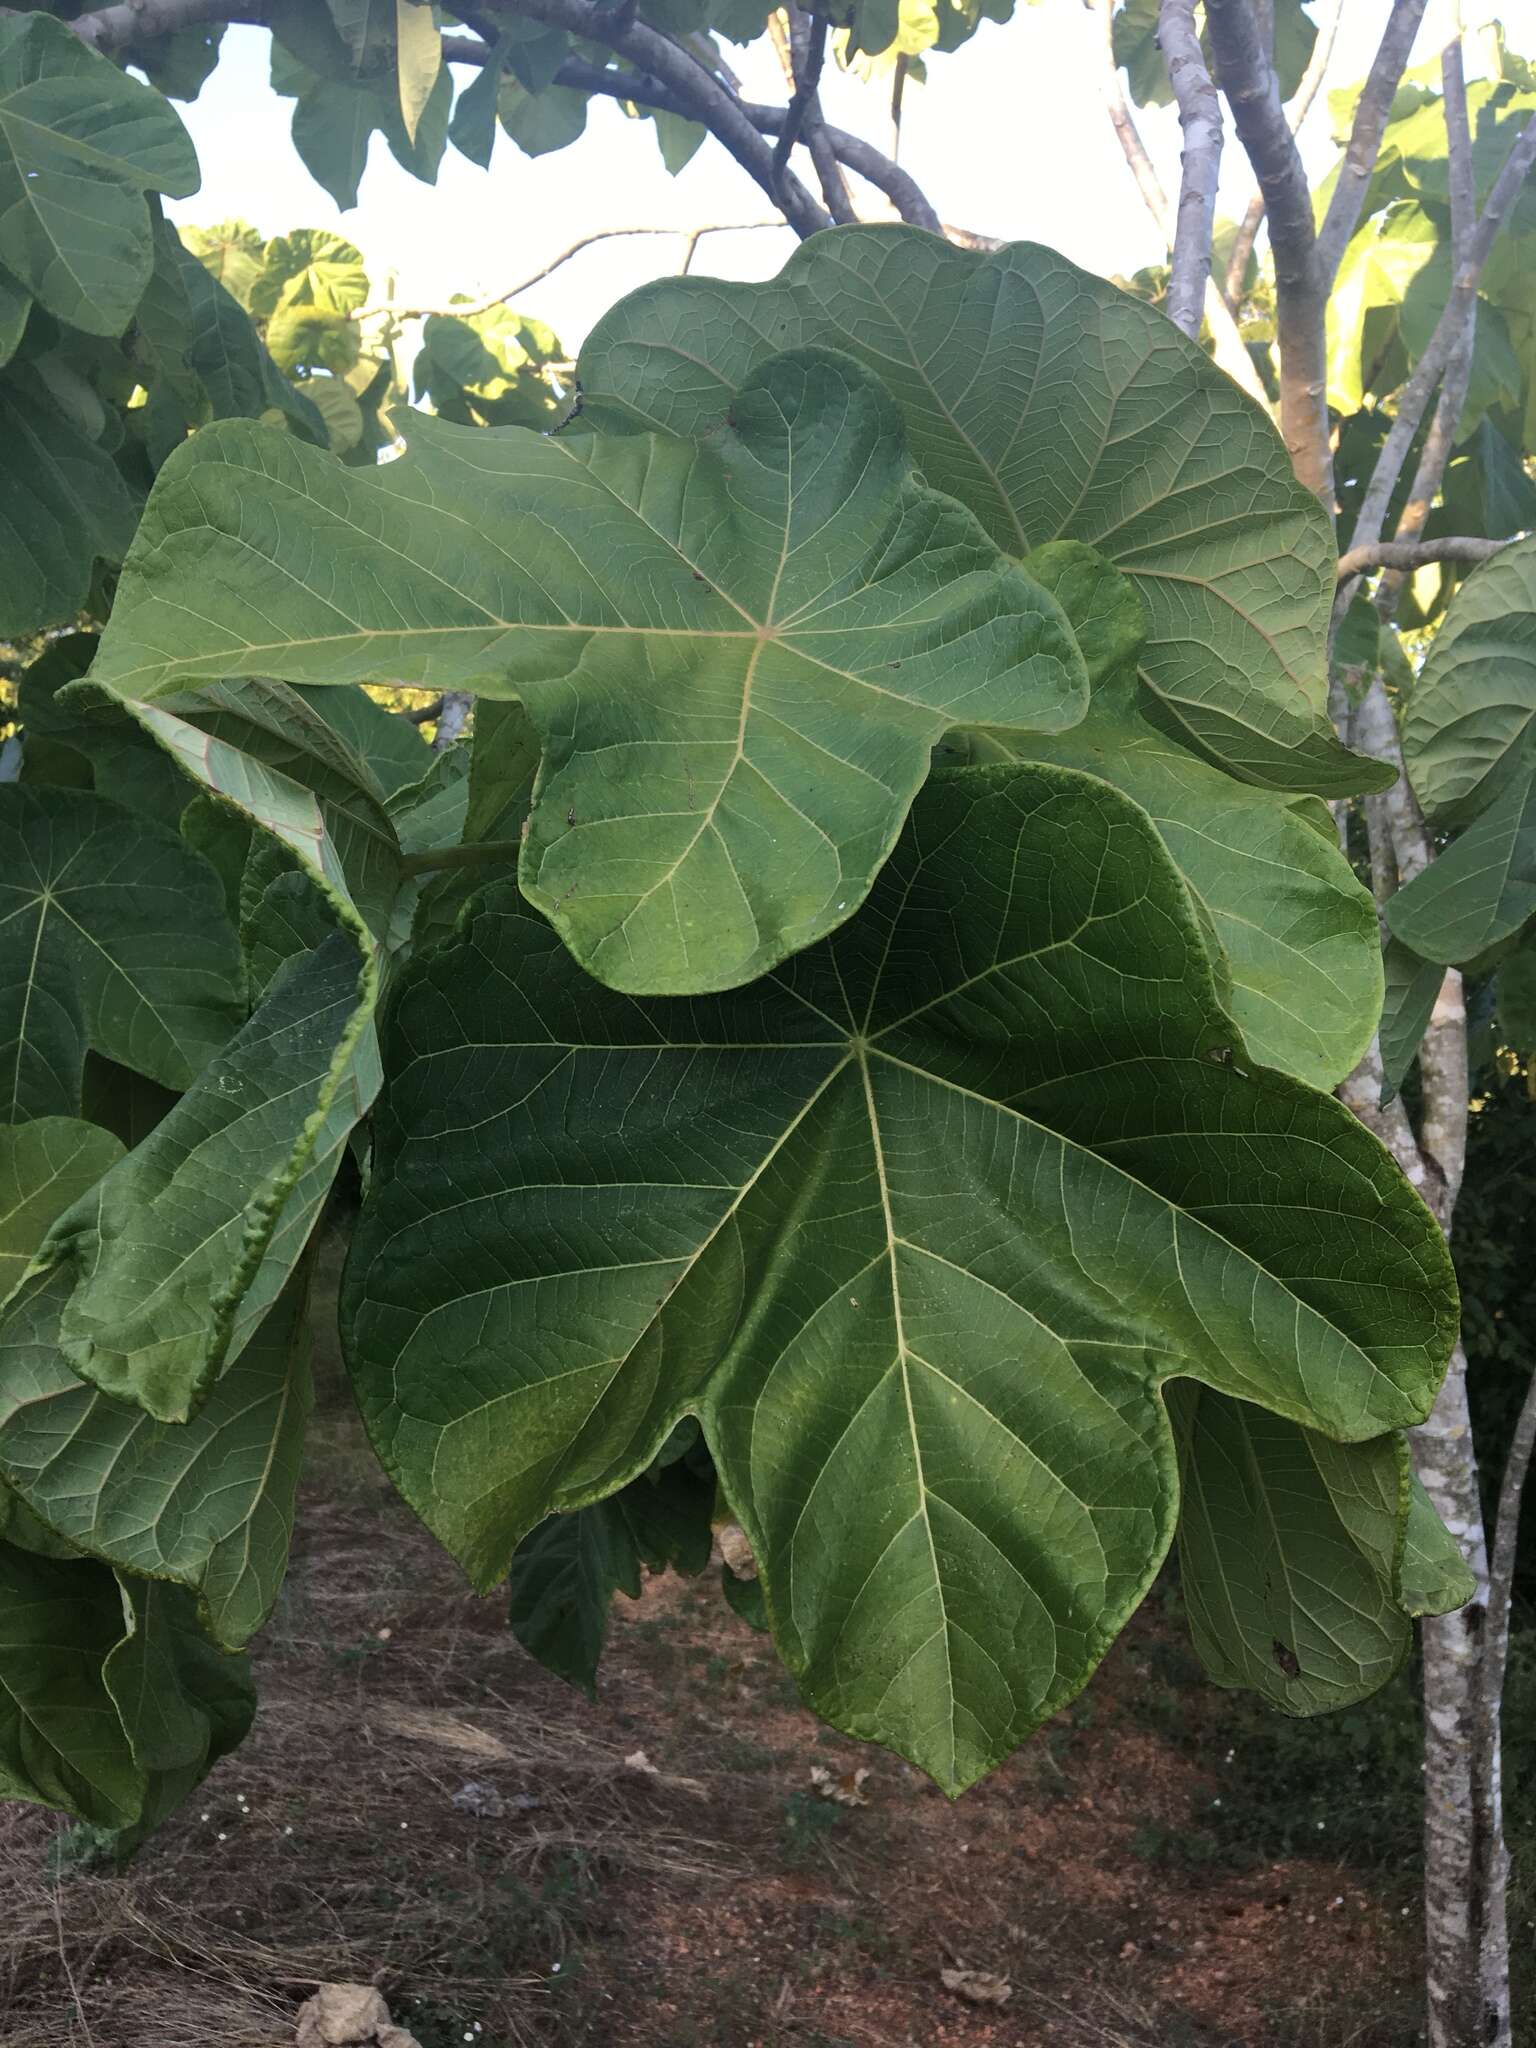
0,365,140,635
948,544,1382,1089
0,1269,311,1649
578,227,1383,797
0,12,198,337
1385,763,1536,965
0,783,243,1124
0,1540,142,1825
14,697,381,1421
342,760,1455,1792
1174,1385,1469,1716
0,1118,122,1298
88,348,1087,996
1402,535,1536,824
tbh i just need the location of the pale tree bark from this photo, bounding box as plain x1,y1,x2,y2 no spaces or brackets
1159,0,1224,340
1222,0,1343,303
1337,40,1536,2048
1211,0,1532,2035
1089,0,1270,405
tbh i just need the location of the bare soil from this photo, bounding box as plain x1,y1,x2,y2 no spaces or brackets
0,1415,1423,2048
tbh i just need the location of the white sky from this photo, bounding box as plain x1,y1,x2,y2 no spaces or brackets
165,5,1469,354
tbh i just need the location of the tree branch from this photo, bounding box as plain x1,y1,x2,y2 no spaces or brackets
470,0,834,237
1314,0,1430,290
1372,37,1478,625
1159,0,1224,340
771,8,855,224
431,691,473,752
1223,0,1344,301
51,0,261,46
1336,536,1507,578
1090,0,1269,407
1345,107,1536,565
363,220,787,322
1206,0,1330,498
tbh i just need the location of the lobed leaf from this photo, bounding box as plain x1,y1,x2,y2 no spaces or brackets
949,544,1383,1089
342,760,1456,1792
0,1270,311,1649
578,226,1386,797
89,347,1087,996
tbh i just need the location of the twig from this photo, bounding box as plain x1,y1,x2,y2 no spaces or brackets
1372,36,1478,624
400,696,445,724
360,222,786,322
464,0,833,237
785,6,858,225
1345,108,1536,564
1159,0,1224,340
1090,0,1269,406
1483,1362,1536,1754
1206,0,1329,497
1223,0,1343,301
1336,537,1507,578
1314,0,1431,290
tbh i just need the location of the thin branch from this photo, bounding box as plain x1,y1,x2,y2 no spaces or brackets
1159,0,1224,339
1223,0,1344,301
747,100,942,230
1373,35,1478,624
1346,108,1536,561
1093,0,1173,240
1206,0,1330,498
473,0,832,237
783,6,858,224
1090,0,1269,406
1336,536,1507,578
400,696,445,724
52,0,262,45
1314,0,1431,289
362,221,786,322
1483,1363,1536,1748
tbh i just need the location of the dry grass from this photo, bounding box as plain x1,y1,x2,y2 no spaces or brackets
0,1487,740,2048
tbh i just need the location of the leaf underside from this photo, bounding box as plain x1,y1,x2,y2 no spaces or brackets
343,760,1455,1793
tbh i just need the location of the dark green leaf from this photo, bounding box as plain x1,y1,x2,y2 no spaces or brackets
0,366,140,636
0,1269,311,1648
0,12,199,336
342,760,1455,1791
1385,764,1536,965
0,784,242,1123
